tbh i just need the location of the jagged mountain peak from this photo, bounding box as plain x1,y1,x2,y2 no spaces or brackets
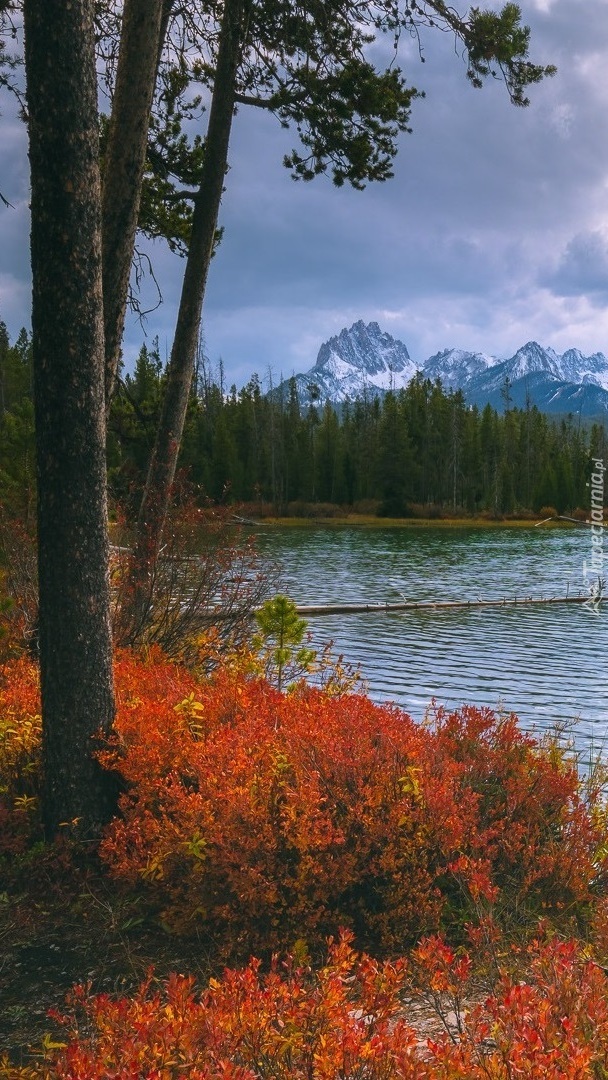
507,341,561,379
311,321,417,400
424,347,499,389
318,320,411,367
561,347,586,363
559,347,608,389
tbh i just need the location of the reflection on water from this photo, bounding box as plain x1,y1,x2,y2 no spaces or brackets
255,526,607,755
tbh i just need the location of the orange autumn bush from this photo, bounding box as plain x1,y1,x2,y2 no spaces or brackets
425,933,608,1079
424,704,608,933
0,655,41,853
5,932,608,1080
100,665,442,951
0,933,424,1080
99,656,608,952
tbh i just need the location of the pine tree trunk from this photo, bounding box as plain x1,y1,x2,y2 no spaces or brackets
24,0,116,840
136,0,250,567
102,0,169,411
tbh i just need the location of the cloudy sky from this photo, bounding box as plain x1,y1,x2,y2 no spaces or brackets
1,0,608,388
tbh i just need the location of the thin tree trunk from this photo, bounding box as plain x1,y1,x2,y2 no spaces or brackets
24,0,116,841
102,0,170,411
136,0,250,567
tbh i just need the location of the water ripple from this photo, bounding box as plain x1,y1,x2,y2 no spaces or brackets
256,526,607,753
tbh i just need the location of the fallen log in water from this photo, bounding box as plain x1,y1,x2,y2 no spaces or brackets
295,594,594,616
535,515,602,528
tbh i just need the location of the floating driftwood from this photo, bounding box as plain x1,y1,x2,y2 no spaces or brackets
230,514,268,526
535,515,603,528
295,594,592,616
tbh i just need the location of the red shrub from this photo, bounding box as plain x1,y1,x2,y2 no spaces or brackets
427,935,608,1078
100,663,607,952
100,671,441,950
3,933,424,1080
6,934,608,1080
0,655,41,853
425,704,605,930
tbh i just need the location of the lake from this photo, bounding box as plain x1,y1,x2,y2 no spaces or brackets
254,525,608,757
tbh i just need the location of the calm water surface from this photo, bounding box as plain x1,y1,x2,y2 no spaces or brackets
255,526,608,754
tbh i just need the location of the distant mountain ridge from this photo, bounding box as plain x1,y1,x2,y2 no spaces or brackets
280,321,608,415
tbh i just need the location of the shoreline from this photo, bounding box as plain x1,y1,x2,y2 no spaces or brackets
256,513,574,529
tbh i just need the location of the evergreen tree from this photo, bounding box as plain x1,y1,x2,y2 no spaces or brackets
0,324,32,416
377,391,412,516
316,402,342,504
0,399,36,525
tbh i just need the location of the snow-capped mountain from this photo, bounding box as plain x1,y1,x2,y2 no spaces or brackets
507,341,562,381
273,323,608,415
464,341,608,413
282,321,418,403
423,347,498,389
560,349,608,390
464,368,608,415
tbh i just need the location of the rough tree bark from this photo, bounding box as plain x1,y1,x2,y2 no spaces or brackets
136,0,250,566
102,0,170,412
24,0,116,840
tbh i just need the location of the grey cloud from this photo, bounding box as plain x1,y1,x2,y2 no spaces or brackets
0,199,31,336
543,230,608,303
0,110,31,336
